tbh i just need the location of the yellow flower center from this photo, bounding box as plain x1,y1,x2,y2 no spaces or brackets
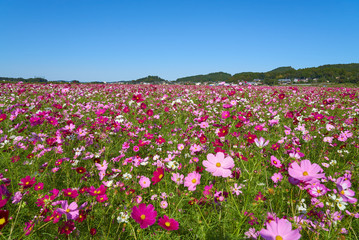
192,179,197,183
165,222,171,227
275,236,283,240
340,190,345,195
216,162,221,167
317,190,322,194
303,171,308,176
140,214,146,220
26,182,29,185
0,217,5,225
159,174,163,179
273,161,277,164
66,209,70,213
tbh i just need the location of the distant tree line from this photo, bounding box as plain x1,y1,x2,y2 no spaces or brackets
0,77,48,83
227,64,359,85
173,64,359,85
1,63,359,85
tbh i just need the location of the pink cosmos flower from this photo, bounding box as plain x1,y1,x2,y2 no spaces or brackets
177,144,185,151
336,177,357,203
326,124,335,131
231,183,243,196
171,173,184,185
56,200,87,220
160,201,168,209
95,160,108,172
288,159,325,183
158,215,179,231
184,171,201,191
203,152,235,178
307,183,328,197
139,176,151,188
338,133,348,142
271,172,283,183
254,137,269,148
203,184,213,197
98,171,106,181
133,145,140,152
190,144,202,153
200,122,209,128
259,218,301,240
131,203,157,229
270,156,282,168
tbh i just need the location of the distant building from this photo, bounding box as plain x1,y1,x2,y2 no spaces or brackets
278,79,291,85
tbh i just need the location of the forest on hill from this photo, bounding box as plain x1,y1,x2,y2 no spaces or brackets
1,63,359,84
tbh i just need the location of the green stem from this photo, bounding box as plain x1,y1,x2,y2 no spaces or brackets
128,221,138,240
106,215,113,239
7,199,23,240
195,203,209,228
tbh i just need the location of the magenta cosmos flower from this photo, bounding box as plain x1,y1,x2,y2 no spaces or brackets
158,215,179,231
288,159,325,183
184,171,201,191
203,152,235,178
259,218,301,240
19,176,36,189
131,203,157,229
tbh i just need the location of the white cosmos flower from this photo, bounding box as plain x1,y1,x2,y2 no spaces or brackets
123,173,132,180
117,212,129,223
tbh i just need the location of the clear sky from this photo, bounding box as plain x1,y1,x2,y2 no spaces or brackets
1,0,358,82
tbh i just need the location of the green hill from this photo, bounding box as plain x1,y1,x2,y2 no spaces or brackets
267,66,295,73
175,72,231,83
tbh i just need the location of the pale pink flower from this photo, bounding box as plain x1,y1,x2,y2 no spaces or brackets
139,176,151,188
288,159,325,183
160,201,168,209
271,172,283,183
259,218,301,240
254,137,269,148
95,160,108,172
337,177,357,203
200,122,209,128
202,152,234,178
177,144,184,151
326,124,335,131
184,171,201,191
171,173,184,185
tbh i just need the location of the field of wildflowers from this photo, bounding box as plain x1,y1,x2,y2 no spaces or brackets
0,82,358,239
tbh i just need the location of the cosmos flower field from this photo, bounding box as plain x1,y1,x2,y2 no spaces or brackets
0,82,358,239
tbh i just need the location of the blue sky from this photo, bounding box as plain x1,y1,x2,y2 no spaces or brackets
0,0,358,81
